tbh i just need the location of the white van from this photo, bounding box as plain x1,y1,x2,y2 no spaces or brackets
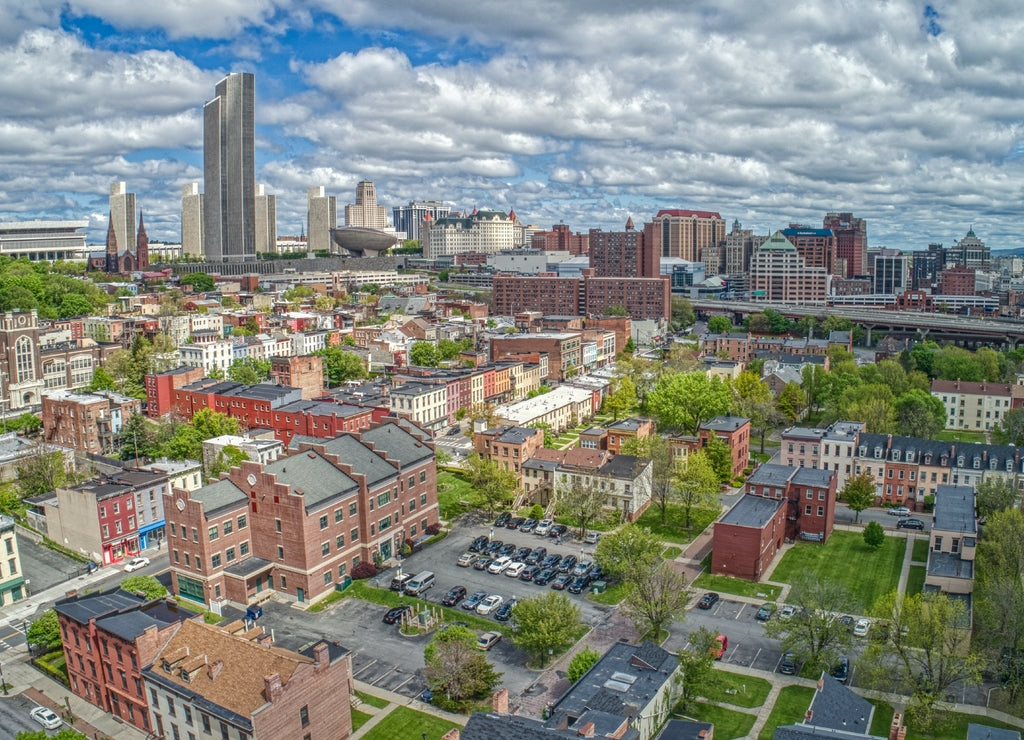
403,571,435,596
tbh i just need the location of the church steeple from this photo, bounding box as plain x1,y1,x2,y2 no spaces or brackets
105,211,118,273
136,211,149,270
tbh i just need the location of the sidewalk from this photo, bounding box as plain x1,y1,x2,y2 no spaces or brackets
0,563,120,630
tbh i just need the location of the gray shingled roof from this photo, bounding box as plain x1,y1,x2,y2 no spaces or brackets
747,464,797,488
288,434,399,488
808,673,874,732
192,478,248,516
263,452,360,514
361,422,434,466
933,485,977,534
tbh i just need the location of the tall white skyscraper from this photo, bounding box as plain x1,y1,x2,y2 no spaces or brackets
254,184,277,255
344,180,388,229
181,183,204,257
307,186,337,254
109,182,136,254
203,72,255,262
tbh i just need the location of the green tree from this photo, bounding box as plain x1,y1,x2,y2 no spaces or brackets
8,412,42,435
974,509,1024,700
602,376,637,420
647,372,731,434
227,357,271,385
16,445,67,497
703,436,733,483
511,592,582,666
207,445,249,478
603,304,628,317
316,346,367,386
567,647,601,683
841,472,876,523
86,365,117,392
862,591,984,728
27,608,61,650
18,729,88,740
119,412,158,460
437,338,462,361
994,407,1024,446
463,453,517,516
765,577,854,675
863,520,885,549
894,389,945,439
555,480,607,538
670,297,695,331
676,627,719,712
57,292,94,318
707,315,732,334
932,346,984,382
594,524,662,583
410,341,440,367
776,381,807,424
975,477,1017,520
121,575,168,599
622,435,674,525
164,409,239,462
623,561,690,639
673,451,720,529
180,272,215,292
423,625,502,710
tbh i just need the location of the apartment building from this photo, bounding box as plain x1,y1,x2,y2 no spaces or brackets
269,355,324,400
41,389,141,455
0,515,24,605
931,379,1024,431
490,332,582,382
180,338,234,376
143,620,353,740
700,415,751,479
389,381,448,432
145,365,206,418
493,385,597,434
473,425,545,480
749,231,829,304
925,485,977,598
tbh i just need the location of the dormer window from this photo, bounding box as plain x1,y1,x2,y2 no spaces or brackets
957,456,965,467
973,457,981,469
906,452,915,463
874,447,882,459
892,450,901,461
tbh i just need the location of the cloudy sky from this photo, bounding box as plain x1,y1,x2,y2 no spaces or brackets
1,0,1023,252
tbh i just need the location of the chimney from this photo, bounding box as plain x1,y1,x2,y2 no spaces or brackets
492,687,509,714
264,673,284,702
816,677,824,691
804,710,814,723
207,660,224,679
889,713,903,740
313,641,330,670
577,721,596,737
440,730,460,740
65,589,79,600
258,633,273,647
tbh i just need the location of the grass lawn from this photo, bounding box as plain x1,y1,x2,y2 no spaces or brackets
693,572,782,600
351,708,373,731
684,703,757,739
934,429,988,443
868,699,894,737
355,690,390,709
771,530,906,613
906,565,926,595
635,504,719,545
588,580,629,605
906,712,1023,740
437,471,482,519
662,546,683,559
359,706,461,740
912,539,929,562
701,669,772,708
757,686,816,740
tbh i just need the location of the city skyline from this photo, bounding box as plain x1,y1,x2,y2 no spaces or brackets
1,2,1023,251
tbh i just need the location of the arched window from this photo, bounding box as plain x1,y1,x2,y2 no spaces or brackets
15,336,34,383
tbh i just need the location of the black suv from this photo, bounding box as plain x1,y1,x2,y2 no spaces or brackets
494,512,512,527
525,547,546,565
468,536,489,553
441,586,467,606
897,518,925,530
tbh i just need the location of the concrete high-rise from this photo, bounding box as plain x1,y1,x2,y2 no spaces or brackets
180,183,204,257
392,201,450,242
307,186,337,253
650,209,726,262
589,217,658,278
109,182,136,255
254,184,277,254
344,180,388,229
203,72,256,262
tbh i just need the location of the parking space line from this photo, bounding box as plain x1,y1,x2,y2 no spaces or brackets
392,675,415,692
752,647,761,666
371,667,398,686
734,604,746,620
353,659,378,678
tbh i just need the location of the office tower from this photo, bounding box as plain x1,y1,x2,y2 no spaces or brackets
181,183,204,257
392,201,450,242
946,227,990,270
307,186,337,253
254,184,277,255
344,180,388,229
823,212,867,278
203,72,256,262
589,217,658,278
781,225,836,274
873,252,908,294
649,209,726,261
109,182,136,256
749,231,828,303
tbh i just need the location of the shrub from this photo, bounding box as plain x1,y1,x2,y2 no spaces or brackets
425,522,442,535
567,647,601,683
351,562,379,580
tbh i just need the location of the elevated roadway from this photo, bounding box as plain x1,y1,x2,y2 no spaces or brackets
691,299,1024,347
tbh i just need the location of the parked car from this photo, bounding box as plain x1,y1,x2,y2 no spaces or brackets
390,573,414,591
779,604,798,620
540,553,561,569
853,618,871,637
548,524,568,539
888,506,911,517
832,656,850,683
710,634,728,661
477,594,504,615
585,530,600,544
779,651,797,674
484,540,504,555
697,592,720,609
525,546,546,565
897,518,925,530
567,574,591,594
123,556,150,572
550,573,573,590
473,557,494,571
463,591,488,610
476,631,502,650
457,552,477,567
498,542,517,557
589,565,604,581
468,536,489,553
535,518,554,536
505,562,527,578
30,707,62,730
441,586,467,606
495,598,517,622
556,555,578,573
572,560,594,578
519,564,540,582
533,568,556,586
506,516,526,530
839,615,856,632
382,605,414,625
514,546,532,561
755,603,774,622
488,556,513,574
494,512,512,527
519,518,539,533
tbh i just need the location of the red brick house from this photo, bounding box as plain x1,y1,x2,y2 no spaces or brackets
55,589,197,734
145,365,205,419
